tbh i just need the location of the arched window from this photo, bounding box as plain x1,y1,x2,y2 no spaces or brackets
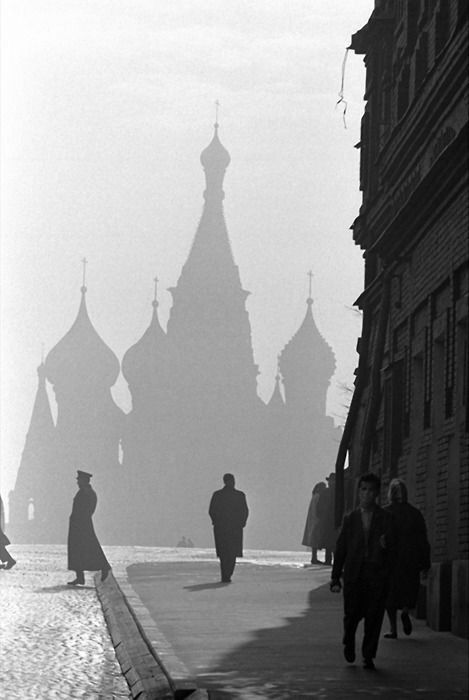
28,498,35,521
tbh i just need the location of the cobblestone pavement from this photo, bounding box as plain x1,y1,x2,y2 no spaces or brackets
0,545,130,699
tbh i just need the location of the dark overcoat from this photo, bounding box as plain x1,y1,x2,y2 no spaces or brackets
67,484,109,572
331,506,396,585
209,486,249,558
317,486,337,550
302,493,321,548
384,502,430,609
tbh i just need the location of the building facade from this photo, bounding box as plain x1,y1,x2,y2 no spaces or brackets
338,0,468,637
9,124,341,551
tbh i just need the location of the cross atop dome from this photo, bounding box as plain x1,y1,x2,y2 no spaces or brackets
81,257,88,294
307,270,314,306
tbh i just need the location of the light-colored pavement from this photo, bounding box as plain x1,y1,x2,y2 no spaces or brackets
0,545,130,699
3,545,468,699
122,558,469,699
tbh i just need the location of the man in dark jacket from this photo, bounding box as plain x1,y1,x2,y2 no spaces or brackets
209,474,249,583
330,472,396,670
67,470,110,586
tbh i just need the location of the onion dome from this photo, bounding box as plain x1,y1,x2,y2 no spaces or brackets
122,295,167,388
279,293,336,413
45,287,120,388
280,297,336,379
200,123,231,200
200,123,231,170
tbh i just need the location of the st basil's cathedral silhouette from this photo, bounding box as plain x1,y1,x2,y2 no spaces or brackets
8,123,341,550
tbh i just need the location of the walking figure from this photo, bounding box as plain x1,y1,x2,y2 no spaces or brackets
330,472,396,670
67,470,111,586
209,473,248,583
0,496,16,570
317,472,337,565
383,478,431,638
302,481,326,564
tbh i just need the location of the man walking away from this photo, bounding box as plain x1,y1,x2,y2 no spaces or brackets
209,473,249,583
67,470,111,586
330,472,396,670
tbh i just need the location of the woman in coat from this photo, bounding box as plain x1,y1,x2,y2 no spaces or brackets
383,478,431,638
302,481,326,564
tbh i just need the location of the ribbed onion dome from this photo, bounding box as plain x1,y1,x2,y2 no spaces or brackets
280,298,336,379
45,288,120,388
200,123,231,172
122,300,167,387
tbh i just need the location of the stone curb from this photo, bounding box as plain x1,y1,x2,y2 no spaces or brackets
95,572,209,700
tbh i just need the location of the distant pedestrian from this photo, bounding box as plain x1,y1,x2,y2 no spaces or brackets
209,473,249,583
0,496,16,570
317,472,337,565
383,478,431,639
67,470,111,586
330,472,396,670
302,481,326,564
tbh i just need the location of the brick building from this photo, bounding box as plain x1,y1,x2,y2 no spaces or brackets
336,1,468,637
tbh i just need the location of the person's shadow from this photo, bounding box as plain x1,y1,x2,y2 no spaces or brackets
34,584,95,593
184,582,231,592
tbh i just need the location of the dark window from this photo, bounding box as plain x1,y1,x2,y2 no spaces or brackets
397,65,410,120
415,33,428,90
407,0,420,48
384,360,405,476
445,308,455,418
435,3,450,55
404,344,411,436
423,326,433,428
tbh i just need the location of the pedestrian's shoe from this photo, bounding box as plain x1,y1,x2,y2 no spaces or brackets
401,611,412,636
101,566,111,582
221,577,232,583
5,559,16,570
343,644,355,663
363,658,375,670
384,632,397,639
67,577,85,586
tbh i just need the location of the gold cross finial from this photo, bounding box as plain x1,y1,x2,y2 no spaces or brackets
307,270,313,298
215,100,220,125
153,275,158,303
82,257,88,287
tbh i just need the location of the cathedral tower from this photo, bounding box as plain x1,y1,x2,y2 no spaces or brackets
8,363,55,542
166,122,259,413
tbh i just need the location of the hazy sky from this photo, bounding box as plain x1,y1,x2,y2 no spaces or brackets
0,0,372,500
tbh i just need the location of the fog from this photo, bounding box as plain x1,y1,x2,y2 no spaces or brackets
1,1,372,548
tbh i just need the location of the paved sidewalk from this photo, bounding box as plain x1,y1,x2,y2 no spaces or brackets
0,545,130,699
112,559,468,699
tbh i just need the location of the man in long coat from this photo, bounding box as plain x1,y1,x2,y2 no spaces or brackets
330,472,396,670
317,473,337,565
67,470,110,586
209,473,249,583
